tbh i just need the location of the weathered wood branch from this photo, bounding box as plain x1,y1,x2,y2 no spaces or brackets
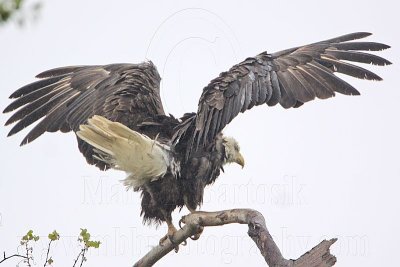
133,209,337,267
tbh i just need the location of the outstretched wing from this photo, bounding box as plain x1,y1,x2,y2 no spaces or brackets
3,61,165,169
180,32,391,156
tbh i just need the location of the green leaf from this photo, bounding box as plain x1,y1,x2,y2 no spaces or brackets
48,230,60,241
86,241,101,248
22,229,34,241
79,228,90,243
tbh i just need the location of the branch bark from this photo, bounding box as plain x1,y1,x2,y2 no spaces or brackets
133,209,337,267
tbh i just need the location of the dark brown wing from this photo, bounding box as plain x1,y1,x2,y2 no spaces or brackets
179,32,391,156
3,61,165,169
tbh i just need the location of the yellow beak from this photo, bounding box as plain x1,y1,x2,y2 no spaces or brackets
235,152,245,169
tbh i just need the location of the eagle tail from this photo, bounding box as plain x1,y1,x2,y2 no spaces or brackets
76,115,171,189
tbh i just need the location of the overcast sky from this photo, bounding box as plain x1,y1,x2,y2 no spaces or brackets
0,0,399,266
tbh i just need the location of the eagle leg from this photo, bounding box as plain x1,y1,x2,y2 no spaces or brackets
159,210,185,252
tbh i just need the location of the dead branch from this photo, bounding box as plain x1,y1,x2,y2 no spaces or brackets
0,252,28,264
133,209,337,267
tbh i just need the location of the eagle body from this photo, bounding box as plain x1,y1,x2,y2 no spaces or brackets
3,32,391,245
139,129,226,224
78,112,229,225
76,103,229,225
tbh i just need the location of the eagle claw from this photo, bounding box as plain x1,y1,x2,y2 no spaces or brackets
159,234,180,253
190,226,204,240
178,217,185,229
159,224,186,253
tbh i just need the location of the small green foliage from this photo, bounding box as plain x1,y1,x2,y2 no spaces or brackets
0,0,42,26
5,228,100,266
78,228,101,248
48,230,60,241
86,240,101,248
79,228,90,243
21,229,40,243
18,230,39,266
0,0,24,22
78,228,101,249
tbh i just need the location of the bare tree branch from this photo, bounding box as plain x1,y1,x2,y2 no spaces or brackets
72,248,86,267
133,209,337,267
43,240,53,267
292,238,337,267
0,252,28,264
25,242,32,267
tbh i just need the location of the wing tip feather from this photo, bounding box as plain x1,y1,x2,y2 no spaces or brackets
352,32,372,39
20,135,31,146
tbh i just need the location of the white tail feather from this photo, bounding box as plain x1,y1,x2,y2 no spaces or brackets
76,115,171,189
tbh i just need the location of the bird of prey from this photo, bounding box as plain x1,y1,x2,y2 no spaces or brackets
3,32,391,250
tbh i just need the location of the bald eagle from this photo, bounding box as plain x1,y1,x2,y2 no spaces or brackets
3,32,390,248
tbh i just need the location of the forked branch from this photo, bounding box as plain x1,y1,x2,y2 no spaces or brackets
133,209,337,267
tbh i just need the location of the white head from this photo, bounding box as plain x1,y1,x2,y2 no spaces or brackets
222,136,245,168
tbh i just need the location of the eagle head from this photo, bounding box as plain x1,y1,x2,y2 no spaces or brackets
222,136,245,168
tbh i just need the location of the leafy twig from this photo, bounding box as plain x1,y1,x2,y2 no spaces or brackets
44,230,60,266
1,229,99,266
72,229,101,267
20,230,39,267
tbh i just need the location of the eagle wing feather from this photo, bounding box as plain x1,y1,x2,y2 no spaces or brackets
3,62,165,170
177,32,391,157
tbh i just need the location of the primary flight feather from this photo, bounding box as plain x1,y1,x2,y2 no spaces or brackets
3,32,391,248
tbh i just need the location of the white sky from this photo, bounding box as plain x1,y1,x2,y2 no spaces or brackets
0,0,399,266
